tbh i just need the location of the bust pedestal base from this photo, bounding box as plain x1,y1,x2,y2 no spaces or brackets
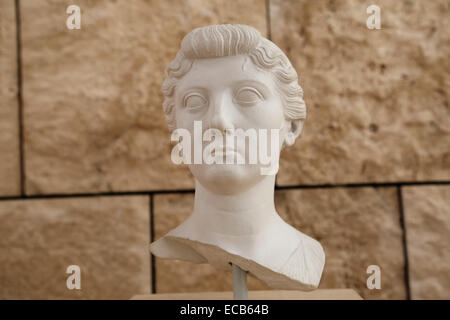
130,289,362,300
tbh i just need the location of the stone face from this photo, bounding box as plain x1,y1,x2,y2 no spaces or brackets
271,0,450,186
403,185,450,300
153,193,270,293
0,196,150,299
0,1,20,196
21,0,267,195
275,187,407,299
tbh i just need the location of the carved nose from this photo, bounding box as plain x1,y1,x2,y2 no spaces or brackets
209,96,234,133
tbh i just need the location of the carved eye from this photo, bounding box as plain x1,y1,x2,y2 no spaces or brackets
235,87,264,106
183,93,207,111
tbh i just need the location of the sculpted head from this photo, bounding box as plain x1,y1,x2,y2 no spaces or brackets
162,24,306,194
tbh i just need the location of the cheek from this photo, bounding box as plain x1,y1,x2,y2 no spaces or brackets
244,98,285,130
175,100,212,131
176,108,203,131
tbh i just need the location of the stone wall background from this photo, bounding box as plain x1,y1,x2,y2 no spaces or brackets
0,0,448,299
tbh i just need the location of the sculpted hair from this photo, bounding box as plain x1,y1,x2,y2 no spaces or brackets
162,24,306,133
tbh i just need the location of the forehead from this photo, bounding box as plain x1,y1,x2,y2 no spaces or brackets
177,54,274,92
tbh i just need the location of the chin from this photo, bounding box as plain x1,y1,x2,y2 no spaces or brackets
190,163,262,195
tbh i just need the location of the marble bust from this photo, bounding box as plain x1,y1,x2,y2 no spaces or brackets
150,24,325,290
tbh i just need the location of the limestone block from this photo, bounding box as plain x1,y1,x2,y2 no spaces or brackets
403,185,450,300
275,187,407,299
0,196,150,299
21,0,267,195
153,188,407,299
271,0,450,186
0,0,20,196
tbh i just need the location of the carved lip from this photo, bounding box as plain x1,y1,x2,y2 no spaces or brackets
212,145,239,155
210,146,245,162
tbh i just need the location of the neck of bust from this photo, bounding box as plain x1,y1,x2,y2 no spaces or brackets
191,175,277,237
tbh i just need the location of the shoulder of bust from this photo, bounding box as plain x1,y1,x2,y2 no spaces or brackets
279,232,325,288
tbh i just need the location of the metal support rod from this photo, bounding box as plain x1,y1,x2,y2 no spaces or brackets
232,264,248,300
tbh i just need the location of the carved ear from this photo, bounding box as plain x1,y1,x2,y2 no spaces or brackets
284,119,304,147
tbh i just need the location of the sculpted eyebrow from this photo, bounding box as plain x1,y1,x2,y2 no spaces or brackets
235,80,271,96
178,86,208,97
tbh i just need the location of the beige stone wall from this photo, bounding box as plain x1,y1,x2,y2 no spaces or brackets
0,0,448,299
